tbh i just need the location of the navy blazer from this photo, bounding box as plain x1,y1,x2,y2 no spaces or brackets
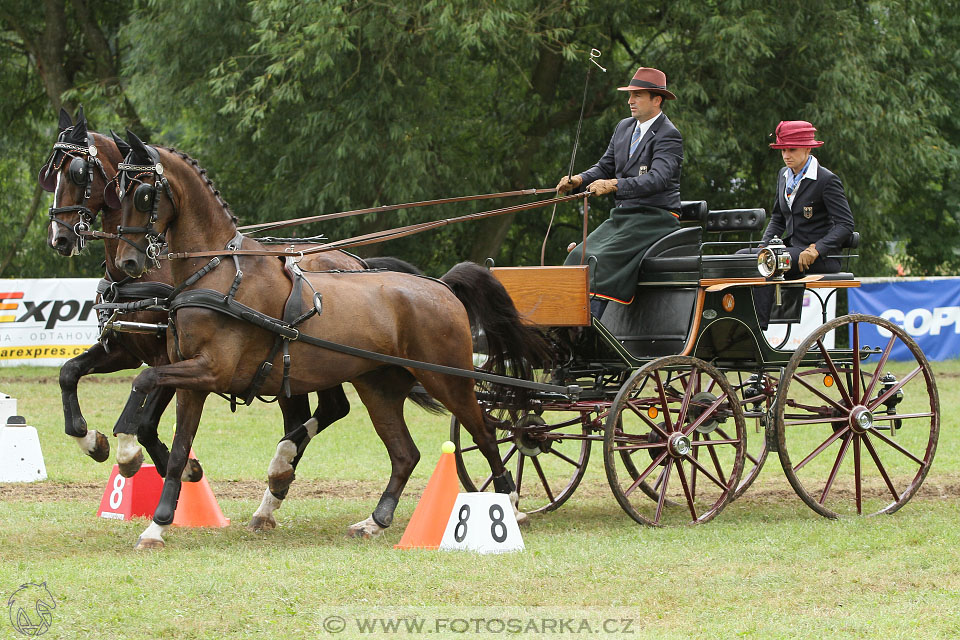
577,113,683,211
761,160,854,257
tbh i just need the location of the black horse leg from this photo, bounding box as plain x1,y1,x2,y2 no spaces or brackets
269,387,350,498
248,386,351,531
59,342,141,462
132,386,177,478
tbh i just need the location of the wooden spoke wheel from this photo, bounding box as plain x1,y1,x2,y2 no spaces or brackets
775,314,939,518
604,356,746,526
450,409,592,514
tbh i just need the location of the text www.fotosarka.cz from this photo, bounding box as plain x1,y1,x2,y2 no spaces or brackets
321,614,638,635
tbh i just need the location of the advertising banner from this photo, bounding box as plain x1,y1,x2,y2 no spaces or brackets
0,279,101,367
847,278,960,362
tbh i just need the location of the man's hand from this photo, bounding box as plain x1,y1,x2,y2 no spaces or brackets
588,178,618,196
798,244,819,271
556,174,583,194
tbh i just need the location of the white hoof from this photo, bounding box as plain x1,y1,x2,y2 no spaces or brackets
249,490,282,531
135,522,169,550
116,433,144,476
347,516,384,539
510,491,529,527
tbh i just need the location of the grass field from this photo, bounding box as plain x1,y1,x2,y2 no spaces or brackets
1,363,959,639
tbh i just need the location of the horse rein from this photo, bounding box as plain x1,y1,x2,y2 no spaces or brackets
111,144,593,263
165,192,592,260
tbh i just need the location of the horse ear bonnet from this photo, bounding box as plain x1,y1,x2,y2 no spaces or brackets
39,106,91,192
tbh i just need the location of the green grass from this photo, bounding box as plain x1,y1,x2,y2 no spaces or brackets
1,363,959,639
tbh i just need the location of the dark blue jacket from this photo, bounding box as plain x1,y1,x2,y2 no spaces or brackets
762,160,854,257
577,113,683,212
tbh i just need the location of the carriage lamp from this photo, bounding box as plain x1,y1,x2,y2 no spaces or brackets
757,237,791,280
878,372,904,434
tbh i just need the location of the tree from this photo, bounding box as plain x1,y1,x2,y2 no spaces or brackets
0,0,142,277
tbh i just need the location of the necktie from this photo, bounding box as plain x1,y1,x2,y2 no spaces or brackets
629,124,643,157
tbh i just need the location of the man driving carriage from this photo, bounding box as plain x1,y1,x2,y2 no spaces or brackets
741,120,855,329
556,66,683,318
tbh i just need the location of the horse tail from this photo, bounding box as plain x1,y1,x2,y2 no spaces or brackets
364,256,423,275
363,256,444,413
441,261,548,405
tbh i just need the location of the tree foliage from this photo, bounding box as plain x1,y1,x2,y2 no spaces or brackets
1,0,958,277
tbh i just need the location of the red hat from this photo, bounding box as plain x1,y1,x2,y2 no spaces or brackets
617,67,676,100
769,121,824,149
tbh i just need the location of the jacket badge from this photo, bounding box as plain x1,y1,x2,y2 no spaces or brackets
803,206,813,219
638,165,648,175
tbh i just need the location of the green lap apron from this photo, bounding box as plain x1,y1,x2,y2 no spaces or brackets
563,204,680,304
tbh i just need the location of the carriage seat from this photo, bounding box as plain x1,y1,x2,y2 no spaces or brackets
678,200,708,222
704,208,766,233
640,207,766,275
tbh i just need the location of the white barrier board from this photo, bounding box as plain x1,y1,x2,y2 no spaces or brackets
439,493,524,554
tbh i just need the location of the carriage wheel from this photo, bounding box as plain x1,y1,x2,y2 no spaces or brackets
730,371,776,500
775,314,939,518
450,409,591,514
604,356,746,526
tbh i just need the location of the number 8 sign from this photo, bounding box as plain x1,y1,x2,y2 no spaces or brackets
439,493,524,554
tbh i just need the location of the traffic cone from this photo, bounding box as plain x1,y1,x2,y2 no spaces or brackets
394,441,461,550
172,448,230,528
97,449,229,526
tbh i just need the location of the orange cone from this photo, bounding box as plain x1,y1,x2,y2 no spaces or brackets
172,448,230,528
394,441,461,550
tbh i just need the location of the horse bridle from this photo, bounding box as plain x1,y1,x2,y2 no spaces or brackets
44,136,109,252
113,145,177,268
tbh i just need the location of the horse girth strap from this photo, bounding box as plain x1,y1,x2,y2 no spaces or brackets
167,288,580,398
165,192,589,260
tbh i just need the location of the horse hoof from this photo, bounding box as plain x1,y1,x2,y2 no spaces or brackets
515,511,530,527
346,517,384,539
117,450,144,478
181,458,204,483
247,515,277,531
90,431,110,463
135,536,164,551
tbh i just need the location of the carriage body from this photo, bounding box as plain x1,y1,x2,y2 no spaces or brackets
454,201,938,526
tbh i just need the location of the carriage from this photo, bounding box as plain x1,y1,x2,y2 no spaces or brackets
42,117,939,547
452,200,939,526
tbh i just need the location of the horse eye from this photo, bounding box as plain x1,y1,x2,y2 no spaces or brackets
134,183,156,212
68,157,87,186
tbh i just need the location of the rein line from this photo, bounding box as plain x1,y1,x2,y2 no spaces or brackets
237,187,556,234
166,192,590,260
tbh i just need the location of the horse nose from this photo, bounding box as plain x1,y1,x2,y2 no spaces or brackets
53,236,72,254
120,258,142,276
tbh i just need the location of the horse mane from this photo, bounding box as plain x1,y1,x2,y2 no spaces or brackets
159,146,240,226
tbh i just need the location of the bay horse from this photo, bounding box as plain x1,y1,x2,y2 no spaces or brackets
108,131,544,549
40,110,433,523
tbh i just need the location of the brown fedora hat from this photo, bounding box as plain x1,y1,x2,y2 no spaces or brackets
617,67,676,100
769,120,824,149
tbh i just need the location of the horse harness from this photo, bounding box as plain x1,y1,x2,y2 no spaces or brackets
111,145,174,269
97,229,581,405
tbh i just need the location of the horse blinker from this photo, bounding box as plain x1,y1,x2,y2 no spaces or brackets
134,183,157,213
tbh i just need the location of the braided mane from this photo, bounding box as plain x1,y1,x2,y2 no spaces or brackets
161,146,239,226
